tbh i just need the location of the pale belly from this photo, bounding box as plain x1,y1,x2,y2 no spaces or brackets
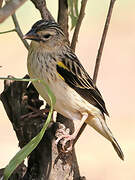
28,66,100,122
32,78,85,121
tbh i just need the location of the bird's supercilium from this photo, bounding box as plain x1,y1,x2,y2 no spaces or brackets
24,20,124,160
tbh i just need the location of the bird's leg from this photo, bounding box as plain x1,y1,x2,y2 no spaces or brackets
56,112,88,152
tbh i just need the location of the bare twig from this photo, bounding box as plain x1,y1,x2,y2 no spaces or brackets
12,13,29,50
57,0,69,39
71,0,88,51
0,0,27,23
31,0,54,21
93,0,116,83
74,0,117,144
0,12,29,49
0,29,16,34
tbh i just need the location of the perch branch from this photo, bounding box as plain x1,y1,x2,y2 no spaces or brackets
0,0,27,23
57,0,69,39
74,0,117,144
71,0,88,51
12,13,29,50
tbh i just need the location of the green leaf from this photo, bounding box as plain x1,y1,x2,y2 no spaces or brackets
74,0,79,17
0,77,39,82
68,0,79,29
0,77,56,180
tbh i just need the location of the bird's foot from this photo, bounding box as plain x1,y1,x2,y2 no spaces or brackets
56,134,75,152
55,126,75,152
55,113,88,152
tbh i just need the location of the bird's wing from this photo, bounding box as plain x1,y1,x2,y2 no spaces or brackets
56,49,109,116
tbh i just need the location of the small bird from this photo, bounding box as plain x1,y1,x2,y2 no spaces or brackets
24,20,124,160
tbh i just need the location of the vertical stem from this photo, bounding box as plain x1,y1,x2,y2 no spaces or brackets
57,0,69,39
93,0,116,83
71,0,88,51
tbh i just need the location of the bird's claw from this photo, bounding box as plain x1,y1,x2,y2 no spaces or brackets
62,136,74,152
56,133,74,152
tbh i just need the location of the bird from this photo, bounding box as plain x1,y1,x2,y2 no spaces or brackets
23,19,124,160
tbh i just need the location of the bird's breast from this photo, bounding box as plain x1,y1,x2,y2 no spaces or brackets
27,47,101,121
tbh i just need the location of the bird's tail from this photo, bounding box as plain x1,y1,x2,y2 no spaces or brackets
86,115,124,160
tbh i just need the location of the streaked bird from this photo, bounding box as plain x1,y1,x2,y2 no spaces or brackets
24,20,124,160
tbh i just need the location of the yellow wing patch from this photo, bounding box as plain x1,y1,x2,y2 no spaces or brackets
57,73,65,81
57,61,69,80
57,61,69,70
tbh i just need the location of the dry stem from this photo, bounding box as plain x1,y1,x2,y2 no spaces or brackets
31,0,54,21
57,0,69,39
0,29,16,34
71,0,88,51
93,0,116,83
12,13,29,49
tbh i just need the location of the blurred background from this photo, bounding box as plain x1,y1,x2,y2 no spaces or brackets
0,0,135,179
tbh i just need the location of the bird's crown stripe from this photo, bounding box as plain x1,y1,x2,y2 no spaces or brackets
32,20,64,36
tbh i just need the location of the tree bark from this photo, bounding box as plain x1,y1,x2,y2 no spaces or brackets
0,76,85,180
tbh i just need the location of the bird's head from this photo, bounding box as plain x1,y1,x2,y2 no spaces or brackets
24,20,68,50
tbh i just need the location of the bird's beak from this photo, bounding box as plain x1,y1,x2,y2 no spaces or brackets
23,29,39,41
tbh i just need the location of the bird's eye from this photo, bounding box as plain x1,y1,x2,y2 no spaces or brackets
43,34,51,39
